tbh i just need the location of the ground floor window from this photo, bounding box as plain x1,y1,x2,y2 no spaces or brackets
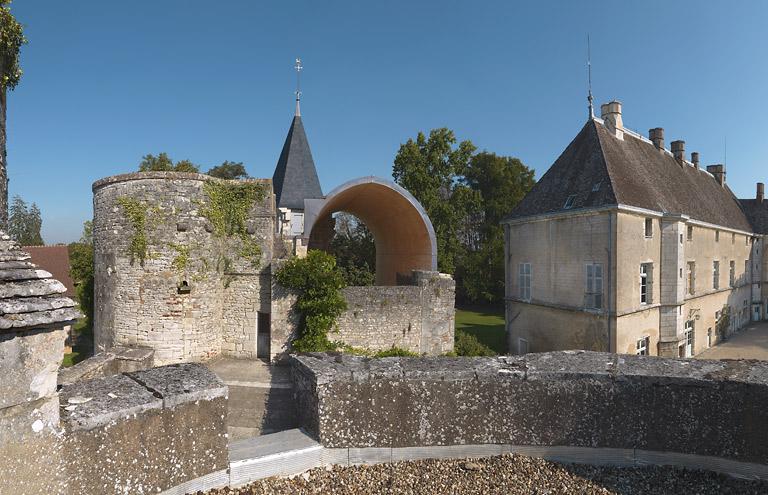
518,338,529,355
707,328,712,348
684,320,694,358
636,336,650,356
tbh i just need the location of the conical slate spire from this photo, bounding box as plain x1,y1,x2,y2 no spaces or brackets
272,115,323,210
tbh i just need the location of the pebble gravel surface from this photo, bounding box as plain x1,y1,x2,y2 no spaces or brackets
203,454,768,494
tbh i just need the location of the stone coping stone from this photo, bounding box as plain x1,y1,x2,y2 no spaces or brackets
61,363,227,431
112,346,155,362
128,363,227,408
60,373,161,431
293,351,768,387
92,171,272,191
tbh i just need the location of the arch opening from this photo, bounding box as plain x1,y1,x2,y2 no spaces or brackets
304,177,437,286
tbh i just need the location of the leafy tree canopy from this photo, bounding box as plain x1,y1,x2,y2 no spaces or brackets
69,221,94,320
207,161,248,180
393,128,476,274
329,213,375,286
138,152,200,173
0,1,25,90
8,195,42,245
393,130,535,304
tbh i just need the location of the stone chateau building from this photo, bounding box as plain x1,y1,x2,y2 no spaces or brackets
503,101,768,358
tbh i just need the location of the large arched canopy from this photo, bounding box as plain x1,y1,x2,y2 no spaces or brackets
303,177,437,286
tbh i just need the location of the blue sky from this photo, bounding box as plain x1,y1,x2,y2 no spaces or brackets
8,1,768,243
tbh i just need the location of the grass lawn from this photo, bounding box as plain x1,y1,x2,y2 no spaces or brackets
61,318,93,368
455,306,506,354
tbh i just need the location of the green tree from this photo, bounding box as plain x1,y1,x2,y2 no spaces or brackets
329,213,375,286
69,221,94,321
138,152,200,173
8,195,43,245
393,130,534,303
393,128,476,274
457,152,535,303
275,250,347,352
0,1,26,229
207,161,248,180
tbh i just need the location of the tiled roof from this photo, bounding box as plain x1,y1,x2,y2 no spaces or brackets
505,120,754,232
272,116,323,210
24,245,76,297
0,234,80,332
739,199,768,234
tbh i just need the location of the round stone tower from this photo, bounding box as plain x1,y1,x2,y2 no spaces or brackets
92,172,274,364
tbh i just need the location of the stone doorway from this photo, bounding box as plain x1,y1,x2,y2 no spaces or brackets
257,312,271,360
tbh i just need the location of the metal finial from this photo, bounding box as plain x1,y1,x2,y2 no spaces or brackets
295,58,303,117
587,34,594,119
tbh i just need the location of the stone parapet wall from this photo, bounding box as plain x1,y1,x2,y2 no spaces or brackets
291,351,768,466
0,363,229,494
93,172,274,364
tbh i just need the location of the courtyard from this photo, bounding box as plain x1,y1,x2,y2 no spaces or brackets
695,321,768,361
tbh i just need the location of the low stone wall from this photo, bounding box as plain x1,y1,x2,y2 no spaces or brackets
0,363,228,494
272,270,455,360
291,351,768,466
57,346,155,387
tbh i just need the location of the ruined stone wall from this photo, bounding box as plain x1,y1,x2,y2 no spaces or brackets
60,363,228,494
271,270,455,359
291,351,768,466
1,362,228,494
337,272,455,354
0,328,67,493
93,172,274,364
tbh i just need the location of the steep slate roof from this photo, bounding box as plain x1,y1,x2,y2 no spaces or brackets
740,199,768,234
24,245,76,297
272,116,323,210
0,234,80,332
505,119,753,232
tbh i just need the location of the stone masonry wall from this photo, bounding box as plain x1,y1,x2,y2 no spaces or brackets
0,328,67,493
291,351,768,466
1,362,227,494
271,270,455,360
93,172,274,365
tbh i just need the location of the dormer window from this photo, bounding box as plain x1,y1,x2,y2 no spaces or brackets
591,181,602,192
563,195,576,209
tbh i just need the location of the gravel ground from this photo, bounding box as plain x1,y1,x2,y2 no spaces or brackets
203,454,768,494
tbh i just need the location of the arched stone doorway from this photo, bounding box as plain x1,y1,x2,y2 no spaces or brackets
303,177,437,285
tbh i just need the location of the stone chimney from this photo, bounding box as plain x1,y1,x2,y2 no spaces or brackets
691,152,700,169
707,164,726,187
649,128,665,150
671,140,685,164
758,182,765,203
600,101,624,140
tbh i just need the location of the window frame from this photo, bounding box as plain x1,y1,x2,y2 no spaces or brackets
636,336,650,356
585,262,604,310
713,260,720,290
644,218,653,238
518,262,532,302
640,263,652,305
563,195,576,209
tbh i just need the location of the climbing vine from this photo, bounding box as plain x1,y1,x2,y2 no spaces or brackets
117,197,160,265
0,1,26,90
199,181,267,269
168,242,190,272
275,250,348,352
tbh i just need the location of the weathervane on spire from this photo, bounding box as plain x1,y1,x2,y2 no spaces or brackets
295,57,303,117
587,35,594,119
